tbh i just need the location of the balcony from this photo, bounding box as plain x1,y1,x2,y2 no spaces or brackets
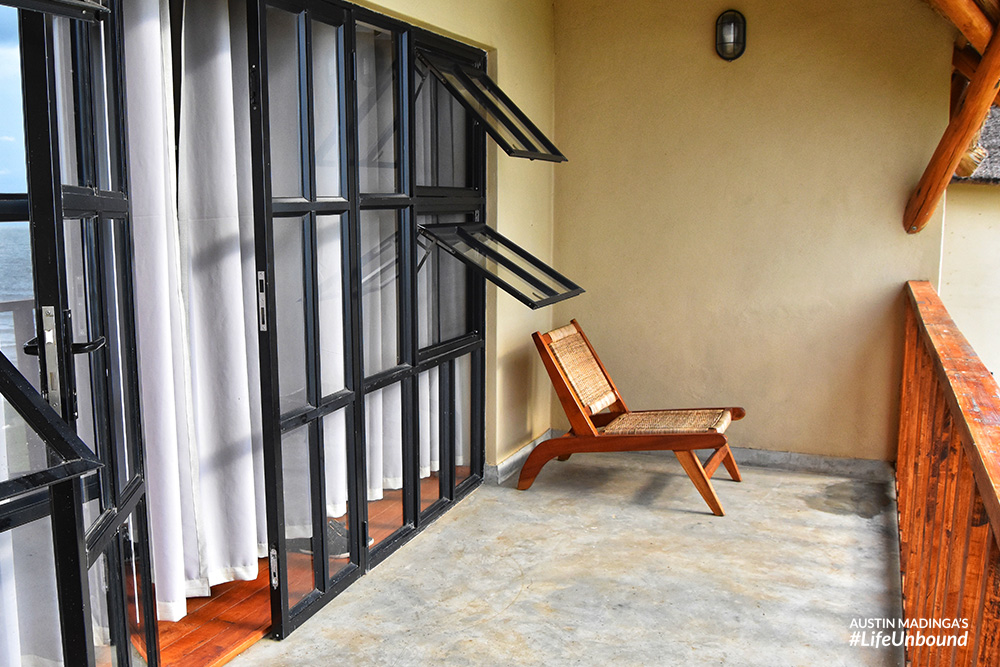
230,448,902,665
226,281,1000,666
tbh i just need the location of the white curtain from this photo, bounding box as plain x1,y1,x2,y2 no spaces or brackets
360,210,403,499
124,0,265,622
416,245,440,478
0,519,64,667
418,366,440,478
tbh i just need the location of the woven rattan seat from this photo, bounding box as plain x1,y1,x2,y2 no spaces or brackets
603,409,732,435
517,319,745,516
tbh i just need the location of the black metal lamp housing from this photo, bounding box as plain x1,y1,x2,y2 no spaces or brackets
716,10,746,61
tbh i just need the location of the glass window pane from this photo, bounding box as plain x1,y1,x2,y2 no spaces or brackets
365,382,403,547
1,393,60,483
100,220,137,493
123,512,153,663
273,216,309,413
455,354,473,487
417,214,471,348
317,215,344,396
52,17,79,187
90,20,120,192
419,53,565,162
360,210,398,376
418,222,582,309
0,516,64,666
266,7,304,198
466,227,568,297
415,63,469,188
468,71,548,159
82,469,101,533
282,423,315,609
434,65,527,153
312,19,342,198
63,219,99,455
356,23,397,193
89,550,120,667
418,366,441,512
0,221,38,390
0,6,27,193
322,407,350,580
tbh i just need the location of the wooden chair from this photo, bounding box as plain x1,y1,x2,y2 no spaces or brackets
517,319,745,516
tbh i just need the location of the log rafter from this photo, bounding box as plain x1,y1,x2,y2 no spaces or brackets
927,0,994,53
904,26,1000,233
953,45,1000,106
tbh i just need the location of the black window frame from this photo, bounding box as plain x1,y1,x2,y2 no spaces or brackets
1,0,108,22
418,220,584,310
417,51,566,163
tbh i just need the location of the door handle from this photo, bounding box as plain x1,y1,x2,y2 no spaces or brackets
71,337,106,354
23,335,106,356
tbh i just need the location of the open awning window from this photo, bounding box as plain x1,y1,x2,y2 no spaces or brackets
2,0,108,21
418,221,583,309
417,52,566,163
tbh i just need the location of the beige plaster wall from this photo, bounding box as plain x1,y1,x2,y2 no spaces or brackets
941,184,1000,376
354,0,559,464
552,0,952,460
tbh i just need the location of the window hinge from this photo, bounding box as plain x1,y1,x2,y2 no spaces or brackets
257,271,268,332
269,547,279,589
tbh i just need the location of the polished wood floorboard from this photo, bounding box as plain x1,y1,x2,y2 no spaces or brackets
153,474,445,666
155,560,271,667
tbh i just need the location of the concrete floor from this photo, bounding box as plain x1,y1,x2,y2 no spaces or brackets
231,452,904,667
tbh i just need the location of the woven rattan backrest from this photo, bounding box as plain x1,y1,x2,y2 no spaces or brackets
546,323,617,414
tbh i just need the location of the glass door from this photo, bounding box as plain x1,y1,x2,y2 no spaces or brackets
1,4,159,664
248,0,363,637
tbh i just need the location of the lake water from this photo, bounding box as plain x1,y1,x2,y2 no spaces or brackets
0,221,34,353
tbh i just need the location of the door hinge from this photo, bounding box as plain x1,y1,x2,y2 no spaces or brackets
249,64,259,112
257,271,268,332
269,547,279,589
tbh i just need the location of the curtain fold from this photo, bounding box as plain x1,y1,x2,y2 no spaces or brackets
124,0,264,622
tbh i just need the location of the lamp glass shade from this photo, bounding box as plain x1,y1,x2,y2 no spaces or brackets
716,10,746,61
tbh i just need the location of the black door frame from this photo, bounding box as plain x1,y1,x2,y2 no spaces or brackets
4,3,160,665
248,0,487,638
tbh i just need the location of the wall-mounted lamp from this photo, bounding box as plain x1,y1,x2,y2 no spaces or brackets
716,10,746,61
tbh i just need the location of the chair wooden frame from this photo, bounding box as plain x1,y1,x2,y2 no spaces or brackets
517,319,745,516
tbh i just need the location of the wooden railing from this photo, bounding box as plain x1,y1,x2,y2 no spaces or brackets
897,280,1000,665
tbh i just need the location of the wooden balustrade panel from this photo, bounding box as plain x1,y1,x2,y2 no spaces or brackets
896,281,1000,666
977,535,1000,663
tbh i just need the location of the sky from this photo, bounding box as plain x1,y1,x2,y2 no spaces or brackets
0,5,27,195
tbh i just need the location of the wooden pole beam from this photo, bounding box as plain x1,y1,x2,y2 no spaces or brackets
904,31,1000,233
926,0,994,54
953,46,1000,106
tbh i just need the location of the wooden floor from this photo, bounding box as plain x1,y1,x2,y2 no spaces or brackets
155,560,271,667
154,473,449,667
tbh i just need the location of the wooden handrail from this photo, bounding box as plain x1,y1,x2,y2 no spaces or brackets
896,280,1000,665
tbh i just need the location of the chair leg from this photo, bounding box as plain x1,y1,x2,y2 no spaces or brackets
674,450,725,516
517,437,573,490
721,445,742,482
